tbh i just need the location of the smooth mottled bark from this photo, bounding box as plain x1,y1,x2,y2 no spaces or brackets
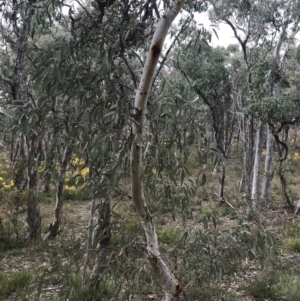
130,1,185,299
243,116,254,206
261,124,273,204
251,123,263,205
261,9,299,205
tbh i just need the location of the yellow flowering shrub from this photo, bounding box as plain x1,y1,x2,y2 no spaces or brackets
291,152,300,162
0,158,19,222
64,156,90,200
0,164,15,193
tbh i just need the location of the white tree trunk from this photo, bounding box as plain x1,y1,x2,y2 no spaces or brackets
130,1,185,299
260,12,299,205
243,116,254,206
82,198,95,284
251,123,263,205
261,124,273,204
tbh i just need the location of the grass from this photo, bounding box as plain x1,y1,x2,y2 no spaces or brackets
285,238,300,252
0,221,27,251
245,268,300,301
245,272,277,301
186,283,239,301
275,273,300,301
0,269,32,298
124,219,142,234
284,222,300,238
39,193,55,204
109,233,127,246
200,205,213,215
37,273,120,301
158,227,182,244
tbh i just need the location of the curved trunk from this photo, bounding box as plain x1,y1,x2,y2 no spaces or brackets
279,166,293,210
44,143,74,239
130,1,185,299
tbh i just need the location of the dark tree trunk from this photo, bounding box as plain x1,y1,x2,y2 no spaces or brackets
91,198,111,286
279,167,293,210
219,163,226,202
43,141,55,193
27,168,41,239
44,143,74,239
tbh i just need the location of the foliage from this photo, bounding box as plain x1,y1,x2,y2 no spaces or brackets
285,238,300,253
274,272,300,301
245,271,278,301
55,274,120,301
246,269,300,301
187,284,228,301
247,95,299,123
0,270,32,298
0,157,28,249
158,227,182,244
284,222,300,238
1,0,300,300
64,156,90,200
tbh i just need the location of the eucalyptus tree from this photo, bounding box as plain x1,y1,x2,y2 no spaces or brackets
31,28,98,240
225,45,249,189
28,0,162,239
260,2,300,205
0,0,56,239
248,40,300,209
208,0,300,208
176,36,236,204
208,0,259,207
62,0,194,298
129,1,192,298
28,3,201,298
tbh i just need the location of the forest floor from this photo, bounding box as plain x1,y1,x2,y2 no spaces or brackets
1,144,300,300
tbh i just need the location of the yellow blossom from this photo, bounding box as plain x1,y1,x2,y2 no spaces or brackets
80,167,89,177
71,156,84,166
64,185,76,191
292,152,300,162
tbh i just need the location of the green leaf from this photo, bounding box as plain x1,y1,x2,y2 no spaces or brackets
20,67,30,83
104,111,116,118
180,168,185,185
